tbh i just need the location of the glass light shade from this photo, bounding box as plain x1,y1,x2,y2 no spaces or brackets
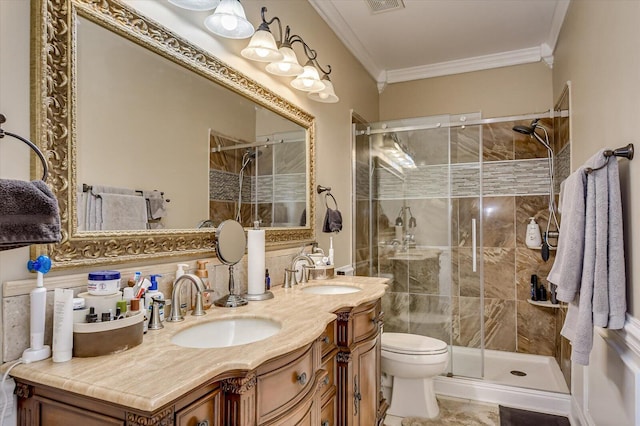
204,0,254,39
265,46,304,76
308,79,339,103
290,62,325,92
241,30,283,62
168,0,220,11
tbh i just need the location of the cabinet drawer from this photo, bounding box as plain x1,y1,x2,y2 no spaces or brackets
320,394,336,426
257,344,315,420
175,389,221,426
321,356,336,399
352,301,381,343
321,321,336,358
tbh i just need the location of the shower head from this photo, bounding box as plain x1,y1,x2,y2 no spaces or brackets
512,119,540,136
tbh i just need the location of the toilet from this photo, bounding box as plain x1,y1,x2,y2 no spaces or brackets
381,332,449,419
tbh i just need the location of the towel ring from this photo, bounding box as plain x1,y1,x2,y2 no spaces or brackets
0,114,48,180
325,192,338,210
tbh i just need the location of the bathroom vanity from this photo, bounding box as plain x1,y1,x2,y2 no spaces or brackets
8,277,388,426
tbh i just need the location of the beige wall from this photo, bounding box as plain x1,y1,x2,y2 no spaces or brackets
552,2,640,425
380,62,553,120
553,0,640,319
0,0,378,284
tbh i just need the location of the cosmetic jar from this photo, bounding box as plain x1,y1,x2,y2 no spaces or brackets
87,270,121,295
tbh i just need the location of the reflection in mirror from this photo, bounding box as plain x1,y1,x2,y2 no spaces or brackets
32,0,316,268
210,128,307,228
76,16,307,231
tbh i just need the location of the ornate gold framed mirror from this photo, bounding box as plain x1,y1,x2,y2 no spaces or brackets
31,0,315,269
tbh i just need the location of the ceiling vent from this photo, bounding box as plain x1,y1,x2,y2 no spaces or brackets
365,0,405,14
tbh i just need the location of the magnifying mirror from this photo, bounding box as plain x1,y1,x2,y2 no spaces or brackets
214,220,248,307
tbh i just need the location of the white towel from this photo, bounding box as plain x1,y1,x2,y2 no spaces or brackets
549,149,627,366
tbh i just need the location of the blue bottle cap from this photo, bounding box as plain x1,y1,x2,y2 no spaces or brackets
149,274,162,291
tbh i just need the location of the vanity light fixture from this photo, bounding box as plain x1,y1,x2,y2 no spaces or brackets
291,58,325,92
240,12,283,62
265,28,304,76
204,0,254,39
168,0,220,11
308,73,339,103
241,7,337,102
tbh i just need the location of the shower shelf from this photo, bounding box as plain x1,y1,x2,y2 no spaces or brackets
527,299,564,309
529,245,556,251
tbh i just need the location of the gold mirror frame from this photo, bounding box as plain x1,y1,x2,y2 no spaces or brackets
31,0,316,269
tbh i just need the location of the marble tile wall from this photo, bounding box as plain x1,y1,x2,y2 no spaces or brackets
375,119,570,360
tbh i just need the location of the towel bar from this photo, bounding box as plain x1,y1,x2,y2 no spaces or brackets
585,143,634,174
0,113,48,180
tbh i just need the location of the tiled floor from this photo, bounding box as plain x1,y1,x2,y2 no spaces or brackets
385,396,500,426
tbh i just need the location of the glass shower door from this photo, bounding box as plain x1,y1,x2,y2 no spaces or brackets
354,114,484,380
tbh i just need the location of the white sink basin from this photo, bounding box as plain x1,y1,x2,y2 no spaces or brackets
301,285,362,295
171,317,281,349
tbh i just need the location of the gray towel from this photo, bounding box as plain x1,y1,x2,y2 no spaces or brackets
549,149,627,366
0,179,61,250
143,190,166,220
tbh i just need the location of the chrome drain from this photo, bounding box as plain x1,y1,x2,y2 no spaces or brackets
510,370,527,377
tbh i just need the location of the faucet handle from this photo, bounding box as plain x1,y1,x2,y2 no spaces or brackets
300,264,314,284
148,297,165,330
191,292,207,317
284,268,297,288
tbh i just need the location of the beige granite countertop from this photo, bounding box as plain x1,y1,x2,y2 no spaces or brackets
6,276,388,412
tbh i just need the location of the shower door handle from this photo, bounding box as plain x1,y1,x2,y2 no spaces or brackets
472,218,477,273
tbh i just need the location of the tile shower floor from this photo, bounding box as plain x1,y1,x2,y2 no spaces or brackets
384,396,500,426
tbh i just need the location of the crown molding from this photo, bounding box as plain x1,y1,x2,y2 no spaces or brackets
307,0,384,83
310,0,570,86
386,47,547,83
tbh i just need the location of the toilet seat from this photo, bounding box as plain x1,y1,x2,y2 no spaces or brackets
382,332,448,355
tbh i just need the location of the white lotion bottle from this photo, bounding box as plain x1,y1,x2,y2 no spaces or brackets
52,288,74,362
525,217,543,248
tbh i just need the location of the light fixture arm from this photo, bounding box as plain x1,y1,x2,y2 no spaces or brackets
288,34,318,61
259,7,282,42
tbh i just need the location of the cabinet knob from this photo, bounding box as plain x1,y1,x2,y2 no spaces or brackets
322,335,330,344
321,421,330,426
197,421,209,426
297,372,307,385
323,375,330,386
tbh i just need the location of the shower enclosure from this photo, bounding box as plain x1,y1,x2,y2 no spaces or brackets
354,110,571,393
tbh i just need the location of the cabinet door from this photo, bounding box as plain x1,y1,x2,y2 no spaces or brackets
353,337,379,426
176,389,221,426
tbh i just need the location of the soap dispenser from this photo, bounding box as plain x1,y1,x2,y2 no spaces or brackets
196,260,211,310
145,274,164,321
525,217,542,248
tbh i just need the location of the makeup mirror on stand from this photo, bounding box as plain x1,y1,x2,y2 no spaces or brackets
214,220,248,307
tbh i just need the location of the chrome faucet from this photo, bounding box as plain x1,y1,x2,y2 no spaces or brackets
166,274,207,322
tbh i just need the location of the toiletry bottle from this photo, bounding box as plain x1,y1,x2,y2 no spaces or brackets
538,284,547,302
525,217,543,248
176,263,189,315
196,260,211,309
265,269,271,291
530,275,538,301
328,236,334,265
130,298,147,333
550,283,559,304
122,287,134,312
145,274,164,321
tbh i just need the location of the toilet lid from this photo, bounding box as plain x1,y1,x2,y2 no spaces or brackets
382,332,448,355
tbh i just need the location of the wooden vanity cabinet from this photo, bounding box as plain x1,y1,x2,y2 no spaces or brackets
14,300,386,426
335,299,387,426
